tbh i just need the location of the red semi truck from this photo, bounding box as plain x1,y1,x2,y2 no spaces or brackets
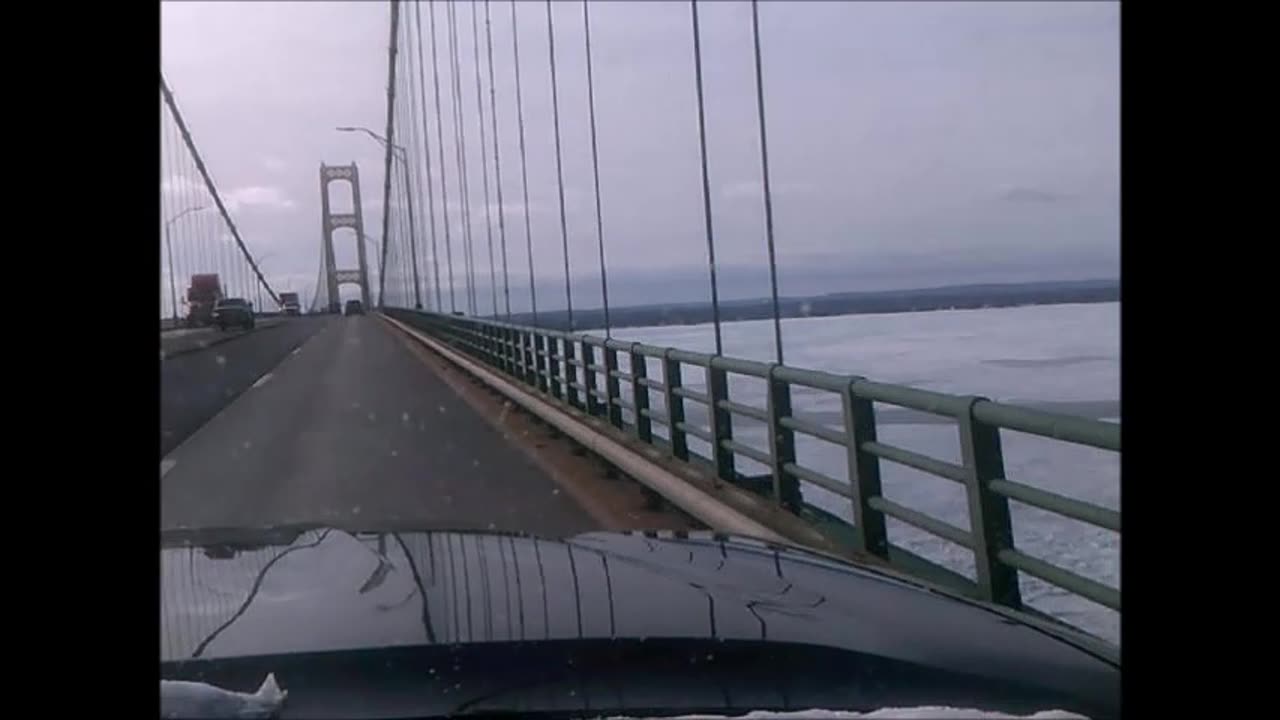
279,292,301,316
186,273,223,327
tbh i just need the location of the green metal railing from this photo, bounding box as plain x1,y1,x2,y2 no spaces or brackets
384,308,1120,634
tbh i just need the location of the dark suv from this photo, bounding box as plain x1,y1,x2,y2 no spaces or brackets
344,299,364,316
213,298,255,331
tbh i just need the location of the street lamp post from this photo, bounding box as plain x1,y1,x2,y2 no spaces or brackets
337,126,423,310
164,205,207,322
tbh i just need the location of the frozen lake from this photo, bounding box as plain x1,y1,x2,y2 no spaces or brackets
601,302,1120,644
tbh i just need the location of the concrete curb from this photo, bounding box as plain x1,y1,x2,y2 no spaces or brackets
377,312,799,545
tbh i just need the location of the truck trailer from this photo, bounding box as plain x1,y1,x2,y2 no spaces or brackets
186,273,223,327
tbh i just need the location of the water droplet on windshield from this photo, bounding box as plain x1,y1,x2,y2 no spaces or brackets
390,449,399,457
242,440,252,449
402,412,411,423
215,355,226,365
438,405,447,414
552,488,560,495
368,412,377,422
352,505,362,514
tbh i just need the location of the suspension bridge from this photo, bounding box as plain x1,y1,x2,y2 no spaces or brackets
160,0,1120,654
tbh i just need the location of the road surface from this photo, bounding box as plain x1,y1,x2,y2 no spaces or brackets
161,317,328,457
160,314,598,538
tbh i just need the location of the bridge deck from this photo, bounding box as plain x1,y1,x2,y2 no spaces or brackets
160,314,600,538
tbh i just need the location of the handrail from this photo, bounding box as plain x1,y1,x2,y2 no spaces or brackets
381,307,1121,645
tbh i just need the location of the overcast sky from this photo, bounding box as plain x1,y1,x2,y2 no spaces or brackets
161,0,1119,312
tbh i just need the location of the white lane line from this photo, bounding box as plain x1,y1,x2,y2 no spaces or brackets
160,458,177,478
251,372,274,389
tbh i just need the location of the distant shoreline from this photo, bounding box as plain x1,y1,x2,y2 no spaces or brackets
508,278,1120,332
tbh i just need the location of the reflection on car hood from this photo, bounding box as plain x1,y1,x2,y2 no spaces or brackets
161,527,1116,703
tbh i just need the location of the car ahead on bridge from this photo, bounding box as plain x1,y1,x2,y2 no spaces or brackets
160,525,1118,720
213,297,255,331
344,299,364,316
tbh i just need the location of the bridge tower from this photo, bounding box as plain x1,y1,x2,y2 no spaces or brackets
319,163,371,313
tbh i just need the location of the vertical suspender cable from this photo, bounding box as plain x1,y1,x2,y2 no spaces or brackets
582,0,610,337
484,0,512,319
750,0,783,364
471,0,500,318
398,16,424,310
394,141,409,303
176,136,198,276
510,0,538,325
395,58,409,305
172,119,191,311
161,101,173,319
457,2,478,315
427,1,457,313
690,0,724,356
414,0,443,313
404,7,432,310
162,113,175,292
545,0,574,331
447,1,478,315
377,0,401,308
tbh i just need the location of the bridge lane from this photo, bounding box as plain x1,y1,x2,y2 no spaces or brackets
160,313,599,537
161,317,330,457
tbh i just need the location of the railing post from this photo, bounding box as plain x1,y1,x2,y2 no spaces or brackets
706,365,735,483
958,396,1022,609
604,345,623,429
515,330,528,385
502,326,514,376
563,338,579,408
663,350,688,460
844,378,889,559
543,335,559,398
582,341,600,416
535,333,550,394
766,365,802,512
504,324,514,371
525,331,538,389
630,345,652,443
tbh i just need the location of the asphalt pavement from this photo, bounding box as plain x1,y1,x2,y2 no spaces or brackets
161,317,328,457
160,314,598,538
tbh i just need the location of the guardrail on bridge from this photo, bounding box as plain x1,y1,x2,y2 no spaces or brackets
382,307,1120,641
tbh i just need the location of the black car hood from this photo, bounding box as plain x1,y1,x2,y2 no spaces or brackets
161,527,1117,710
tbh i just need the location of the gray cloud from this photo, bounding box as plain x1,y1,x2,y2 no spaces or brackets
1000,186,1068,204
